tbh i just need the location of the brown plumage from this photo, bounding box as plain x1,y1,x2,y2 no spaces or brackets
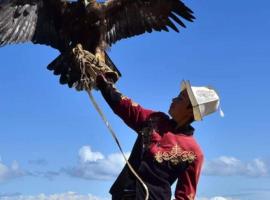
0,0,195,88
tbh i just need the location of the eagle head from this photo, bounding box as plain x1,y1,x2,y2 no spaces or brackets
80,0,96,7
79,0,89,7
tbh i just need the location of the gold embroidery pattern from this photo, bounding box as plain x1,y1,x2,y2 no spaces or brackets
121,96,139,106
154,144,196,165
120,95,128,100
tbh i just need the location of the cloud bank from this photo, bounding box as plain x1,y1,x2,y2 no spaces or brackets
1,150,269,183
0,192,108,200
0,193,241,200
0,193,242,200
197,197,239,200
64,146,130,180
203,156,269,177
0,160,24,182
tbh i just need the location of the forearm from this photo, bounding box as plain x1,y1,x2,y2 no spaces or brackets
96,74,153,131
98,79,123,110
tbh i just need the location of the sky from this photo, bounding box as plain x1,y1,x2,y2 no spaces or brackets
0,0,270,200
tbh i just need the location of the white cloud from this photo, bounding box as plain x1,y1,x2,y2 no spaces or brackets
196,190,270,200
0,194,237,200
202,156,269,177
0,146,130,182
79,146,104,163
197,197,239,200
28,170,61,180
0,160,24,182
64,145,130,180
0,192,108,200
67,149,269,180
246,158,268,176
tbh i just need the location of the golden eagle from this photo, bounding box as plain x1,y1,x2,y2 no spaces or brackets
0,0,194,89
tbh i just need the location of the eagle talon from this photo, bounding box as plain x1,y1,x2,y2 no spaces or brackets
94,54,104,66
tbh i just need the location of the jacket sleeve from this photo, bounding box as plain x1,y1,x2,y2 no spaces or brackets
98,78,153,132
174,153,204,200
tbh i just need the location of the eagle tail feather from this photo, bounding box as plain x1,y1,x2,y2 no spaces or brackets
47,51,81,88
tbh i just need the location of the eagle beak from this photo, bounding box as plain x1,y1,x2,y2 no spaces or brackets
79,0,90,7
84,0,90,6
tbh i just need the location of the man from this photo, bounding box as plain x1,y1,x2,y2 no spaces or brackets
96,74,220,200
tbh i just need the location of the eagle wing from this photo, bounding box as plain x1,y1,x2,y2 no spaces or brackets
103,0,195,45
0,0,71,51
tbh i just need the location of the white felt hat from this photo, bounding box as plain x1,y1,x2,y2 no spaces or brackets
181,80,223,121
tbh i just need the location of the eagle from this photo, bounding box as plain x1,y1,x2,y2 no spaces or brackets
0,0,194,89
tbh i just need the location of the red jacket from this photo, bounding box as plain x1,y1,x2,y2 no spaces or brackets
110,95,204,200
97,80,203,200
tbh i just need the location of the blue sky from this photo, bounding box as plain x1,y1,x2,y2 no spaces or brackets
0,0,269,200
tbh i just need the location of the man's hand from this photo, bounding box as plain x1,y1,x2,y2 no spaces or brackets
96,72,118,90
96,72,123,105
104,71,119,83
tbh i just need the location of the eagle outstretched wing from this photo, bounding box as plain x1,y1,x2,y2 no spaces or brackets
103,0,195,45
0,0,194,90
0,0,71,51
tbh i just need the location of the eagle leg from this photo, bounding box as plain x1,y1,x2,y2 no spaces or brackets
48,44,119,91
95,47,106,65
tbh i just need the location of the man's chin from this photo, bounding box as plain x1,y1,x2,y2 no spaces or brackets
172,116,190,127
168,107,172,117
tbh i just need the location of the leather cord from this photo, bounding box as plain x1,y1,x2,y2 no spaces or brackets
86,90,149,200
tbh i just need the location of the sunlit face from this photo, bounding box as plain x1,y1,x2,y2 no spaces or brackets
168,89,194,127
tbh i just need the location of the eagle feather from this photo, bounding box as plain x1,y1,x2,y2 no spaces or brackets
0,0,194,89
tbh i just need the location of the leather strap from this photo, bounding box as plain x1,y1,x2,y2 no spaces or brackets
87,90,149,200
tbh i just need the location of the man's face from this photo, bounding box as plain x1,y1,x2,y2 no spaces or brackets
168,89,194,127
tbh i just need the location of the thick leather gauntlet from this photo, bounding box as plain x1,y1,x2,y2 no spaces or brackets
96,74,123,107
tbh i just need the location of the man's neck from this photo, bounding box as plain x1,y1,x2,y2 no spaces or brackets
171,119,194,135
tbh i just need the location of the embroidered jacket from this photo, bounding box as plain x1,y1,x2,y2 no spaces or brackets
98,80,204,200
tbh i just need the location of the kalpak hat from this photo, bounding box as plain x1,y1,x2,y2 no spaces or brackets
181,80,223,121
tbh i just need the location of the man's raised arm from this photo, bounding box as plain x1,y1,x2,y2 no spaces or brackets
96,74,154,132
